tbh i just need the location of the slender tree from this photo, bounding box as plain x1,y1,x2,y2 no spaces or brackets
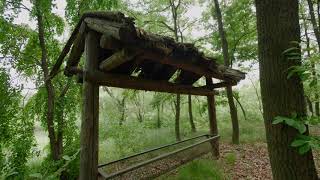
255,0,318,179
306,0,320,116
213,0,240,144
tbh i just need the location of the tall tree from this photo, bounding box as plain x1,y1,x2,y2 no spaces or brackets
125,0,197,138
255,0,318,179
213,0,240,144
305,0,320,116
0,0,79,164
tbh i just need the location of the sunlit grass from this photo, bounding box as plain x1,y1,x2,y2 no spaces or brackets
167,159,225,180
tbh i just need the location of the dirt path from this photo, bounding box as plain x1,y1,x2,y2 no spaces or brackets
220,143,272,180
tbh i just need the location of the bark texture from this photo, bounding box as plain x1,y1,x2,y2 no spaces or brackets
255,0,318,179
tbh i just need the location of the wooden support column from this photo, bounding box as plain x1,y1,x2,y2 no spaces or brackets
206,77,219,158
79,31,100,180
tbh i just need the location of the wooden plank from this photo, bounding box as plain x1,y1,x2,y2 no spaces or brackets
98,134,209,168
84,17,137,43
206,77,219,158
65,22,87,76
139,51,246,83
84,70,216,96
99,49,141,71
79,31,100,180
100,135,219,179
100,34,123,50
140,52,227,81
208,81,237,89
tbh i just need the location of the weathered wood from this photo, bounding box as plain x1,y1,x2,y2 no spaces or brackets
100,34,123,50
207,81,237,89
65,22,87,76
50,11,133,78
84,17,137,43
206,77,219,158
84,70,216,96
99,135,219,179
139,52,229,81
99,49,141,71
79,31,100,180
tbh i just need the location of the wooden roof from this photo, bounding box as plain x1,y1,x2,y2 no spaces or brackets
54,11,245,96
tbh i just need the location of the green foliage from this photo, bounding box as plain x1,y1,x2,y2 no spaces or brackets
273,114,320,154
28,149,80,180
200,0,257,65
65,0,119,25
273,115,306,134
0,68,35,178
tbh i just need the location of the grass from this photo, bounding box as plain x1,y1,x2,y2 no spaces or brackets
166,159,225,180
224,152,237,167
27,84,266,179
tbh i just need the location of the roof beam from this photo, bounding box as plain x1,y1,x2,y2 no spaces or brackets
84,17,137,42
139,52,227,81
99,49,141,71
85,70,216,96
65,22,87,76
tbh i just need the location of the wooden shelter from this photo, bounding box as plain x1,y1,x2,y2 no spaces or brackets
54,11,245,180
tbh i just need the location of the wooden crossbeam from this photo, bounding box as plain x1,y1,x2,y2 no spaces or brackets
84,70,216,96
99,49,141,71
207,81,237,89
139,52,227,81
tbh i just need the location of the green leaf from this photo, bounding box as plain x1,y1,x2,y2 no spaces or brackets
309,79,317,88
282,47,299,55
273,117,285,124
291,139,307,147
284,118,296,126
62,155,71,161
287,56,301,60
296,123,307,134
284,119,306,134
29,173,43,178
298,144,311,154
289,41,300,45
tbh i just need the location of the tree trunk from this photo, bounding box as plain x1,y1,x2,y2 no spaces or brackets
301,8,316,117
188,95,196,132
119,97,126,125
306,0,320,116
206,78,219,158
157,104,161,128
169,0,182,141
226,87,239,144
255,0,318,179
249,77,263,116
175,94,181,141
35,3,60,161
233,94,247,121
306,96,314,116
137,107,143,123
213,0,239,144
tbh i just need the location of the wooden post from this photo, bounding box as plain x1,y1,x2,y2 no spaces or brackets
79,31,100,180
206,77,219,158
